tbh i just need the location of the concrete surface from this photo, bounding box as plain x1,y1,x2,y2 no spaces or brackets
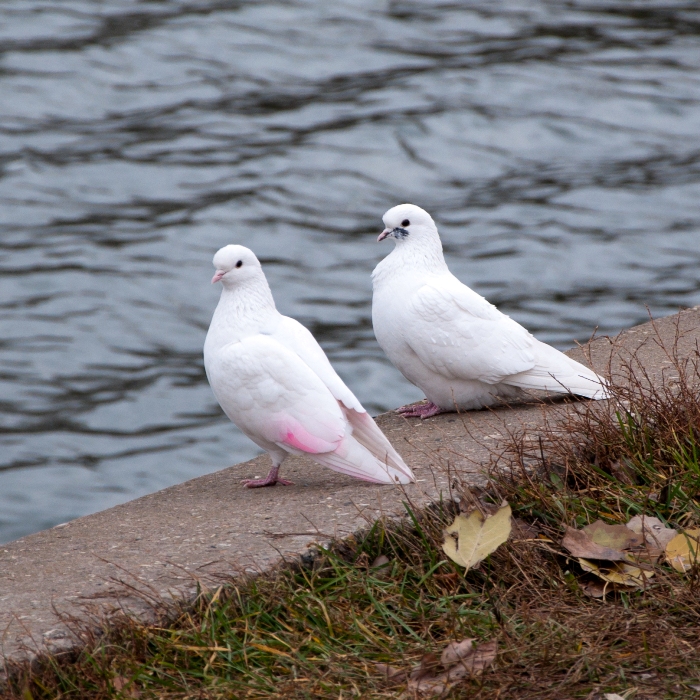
1,307,699,673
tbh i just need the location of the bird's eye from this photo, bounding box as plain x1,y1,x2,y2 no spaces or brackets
401,219,410,227
235,260,243,268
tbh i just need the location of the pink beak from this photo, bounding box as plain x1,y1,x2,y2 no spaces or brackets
211,270,226,284
377,228,392,242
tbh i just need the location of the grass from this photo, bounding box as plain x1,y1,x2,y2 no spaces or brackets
4,332,700,699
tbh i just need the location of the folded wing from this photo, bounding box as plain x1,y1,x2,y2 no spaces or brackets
271,316,414,482
271,316,365,412
214,335,414,483
405,276,607,397
405,277,536,384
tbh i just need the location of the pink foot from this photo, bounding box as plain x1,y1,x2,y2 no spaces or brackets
396,401,448,419
241,466,294,488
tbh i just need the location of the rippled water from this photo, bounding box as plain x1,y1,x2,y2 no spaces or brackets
1,0,699,543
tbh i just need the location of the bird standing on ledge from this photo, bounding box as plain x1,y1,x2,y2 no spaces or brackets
372,204,608,418
204,244,414,487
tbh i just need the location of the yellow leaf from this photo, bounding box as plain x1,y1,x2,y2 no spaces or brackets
442,503,511,571
665,528,700,572
578,558,653,589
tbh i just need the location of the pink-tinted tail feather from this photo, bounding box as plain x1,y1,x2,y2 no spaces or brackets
311,409,414,484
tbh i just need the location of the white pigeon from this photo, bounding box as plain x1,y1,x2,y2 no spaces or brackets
204,244,414,487
372,204,609,418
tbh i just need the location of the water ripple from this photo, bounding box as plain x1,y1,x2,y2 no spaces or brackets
0,0,699,542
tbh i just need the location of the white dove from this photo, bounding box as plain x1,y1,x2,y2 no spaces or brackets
204,244,414,487
372,204,609,418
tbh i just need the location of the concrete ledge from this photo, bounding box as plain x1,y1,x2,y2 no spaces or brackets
2,308,700,673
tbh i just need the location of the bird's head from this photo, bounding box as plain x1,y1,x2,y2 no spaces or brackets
378,204,438,244
211,245,263,288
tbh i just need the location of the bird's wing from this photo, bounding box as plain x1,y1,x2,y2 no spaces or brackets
213,335,414,483
212,335,347,454
270,315,365,413
404,275,537,385
272,317,414,483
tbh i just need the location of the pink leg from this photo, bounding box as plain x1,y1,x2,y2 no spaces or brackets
241,465,294,488
396,401,449,419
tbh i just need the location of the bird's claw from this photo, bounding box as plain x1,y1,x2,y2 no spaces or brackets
240,464,293,488
396,401,447,419
241,477,294,488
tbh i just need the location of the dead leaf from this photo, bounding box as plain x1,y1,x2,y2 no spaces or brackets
406,639,497,697
665,528,700,572
562,526,629,561
371,554,390,569
627,515,677,554
444,639,497,679
407,674,455,697
442,502,511,571
578,558,653,589
604,694,627,700
375,663,407,684
440,639,473,667
609,459,636,485
580,578,608,598
370,554,392,579
410,653,441,681
583,520,643,550
112,676,140,698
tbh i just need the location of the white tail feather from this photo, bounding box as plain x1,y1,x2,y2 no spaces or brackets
505,342,609,399
312,411,415,484
344,409,414,482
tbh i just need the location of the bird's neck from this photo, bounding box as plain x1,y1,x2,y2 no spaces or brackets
208,279,279,346
372,237,448,288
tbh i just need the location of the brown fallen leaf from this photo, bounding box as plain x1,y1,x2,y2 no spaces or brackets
609,459,636,485
112,676,140,698
377,638,496,697
562,526,629,561
407,640,497,697
375,663,407,684
371,554,390,569
440,639,473,667
665,528,700,572
583,520,643,550
407,673,455,697
580,578,608,598
370,554,392,578
456,486,491,514
410,653,441,681
442,502,511,571
444,639,497,679
627,515,677,556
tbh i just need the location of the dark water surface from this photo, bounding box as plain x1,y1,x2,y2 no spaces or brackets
1,1,699,543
